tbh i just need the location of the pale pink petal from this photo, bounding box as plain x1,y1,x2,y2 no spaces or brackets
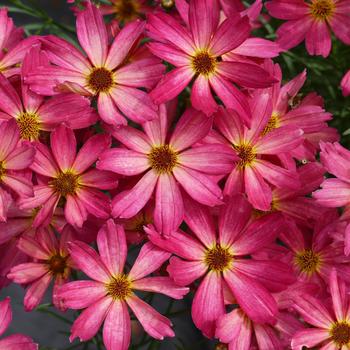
70,297,113,342
0,119,20,160
255,324,283,350
97,92,127,126
192,271,225,338
111,126,152,153
2,174,33,198
313,179,350,207
191,75,217,116
147,42,190,67
103,300,131,350
18,234,51,259
126,294,174,339
329,269,346,321
143,104,168,145
8,263,47,284
76,2,108,66
291,329,330,350
129,242,171,281
5,145,35,170
305,20,331,57
24,272,52,311
65,195,88,228
68,241,111,283
0,73,22,117
31,142,59,177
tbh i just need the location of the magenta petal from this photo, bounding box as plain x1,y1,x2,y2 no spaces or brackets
64,196,86,227
126,294,174,340
191,75,217,116
0,334,38,350
291,329,330,350
329,269,346,321
154,174,184,236
129,242,171,281
24,272,52,311
305,20,331,57
79,169,118,190
8,263,47,284
0,73,22,117
224,269,278,324
103,300,131,350
0,119,20,160
97,220,127,275
97,92,127,126
5,145,35,170
192,271,225,338
111,126,152,153
0,297,11,336
31,142,59,177
70,297,113,342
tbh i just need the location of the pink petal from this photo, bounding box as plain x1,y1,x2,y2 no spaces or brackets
31,142,59,177
291,329,330,350
79,169,118,190
305,20,331,57
5,145,35,170
191,75,217,116
32,193,60,228
129,242,171,281
192,271,225,338
70,297,113,342
0,73,22,117
265,0,309,19
75,188,111,219
24,272,52,311
0,297,11,336
68,241,111,283
0,119,20,160
126,294,174,339
97,148,149,176
112,170,158,219
330,13,350,45
255,324,283,350
76,2,108,66
18,235,50,259
103,300,131,350
0,334,38,350
147,42,190,67
154,174,183,237
65,195,88,228
97,220,127,275
231,37,281,58
2,174,33,198
143,103,168,145
50,125,76,171
224,269,278,324
329,269,346,321
133,276,189,299
313,178,350,207
173,166,223,206
8,263,47,284
57,280,106,310
167,257,207,286
105,20,145,70
111,126,152,153
97,92,127,126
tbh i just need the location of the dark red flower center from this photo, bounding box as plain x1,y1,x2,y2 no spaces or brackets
50,171,80,197
106,275,132,300
331,322,350,346
47,253,69,276
87,67,114,94
205,245,233,272
191,51,216,76
148,145,178,174
17,112,40,141
114,0,140,21
294,249,321,274
310,0,334,20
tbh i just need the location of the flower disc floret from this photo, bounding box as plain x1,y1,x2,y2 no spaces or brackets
330,321,350,347
17,112,40,140
295,249,321,274
310,0,335,20
148,145,178,174
47,253,69,276
205,245,233,272
50,171,80,197
87,67,114,94
106,274,132,300
234,144,256,168
191,51,216,76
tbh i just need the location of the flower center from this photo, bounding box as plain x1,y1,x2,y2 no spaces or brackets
114,0,140,21
47,253,68,276
310,0,334,20
148,145,178,174
161,0,175,9
261,113,280,136
0,161,6,181
191,51,216,76
294,249,321,274
330,322,350,347
87,67,114,94
106,275,132,300
205,245,233,272
234,144,256,168
50,171,80,197
17,112,40,140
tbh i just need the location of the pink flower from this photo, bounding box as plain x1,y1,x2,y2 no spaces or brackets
8,226,75,311
341,69,350,97
25,2,164,126
291,269,350,349
266,0,350,57
146,195,295,337
0,119,35,221
0,47,97,141
57,219,188,350
147,0,276,117
97,105,236,236
0,297,38,349
213,98,303,211
19,124,118,228
0,8,38,77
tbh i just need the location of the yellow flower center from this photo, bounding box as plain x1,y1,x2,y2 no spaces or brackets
161,0,175,9
50,171,80,197
310,0,335,20
148,145,178,174
205,245,233,272
46,253,69,277
261,113,280,136
17,112,40,141
87,67,114,94
0,161,6,181
330,321,350,347
114,0,140,22
294,249,321,274
191,51,217,76
106,274,132,300
234,144,256,168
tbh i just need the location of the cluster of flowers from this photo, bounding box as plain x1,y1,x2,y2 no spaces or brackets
0,0,349,349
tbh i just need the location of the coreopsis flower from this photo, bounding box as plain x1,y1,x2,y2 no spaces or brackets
313,142,350,212
57,220,188,350
97,105,236,236
19,124,118,228
146,195,295,337
8,226,75,311
0,119,35,221
291,269,350,349
341,70,350,97
0,48,98,141
213,99,303,211
266,0,350,57
147,0,276,118
216,309,304,350
25,2,164,126
0,8,38,77
0,297,38,349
